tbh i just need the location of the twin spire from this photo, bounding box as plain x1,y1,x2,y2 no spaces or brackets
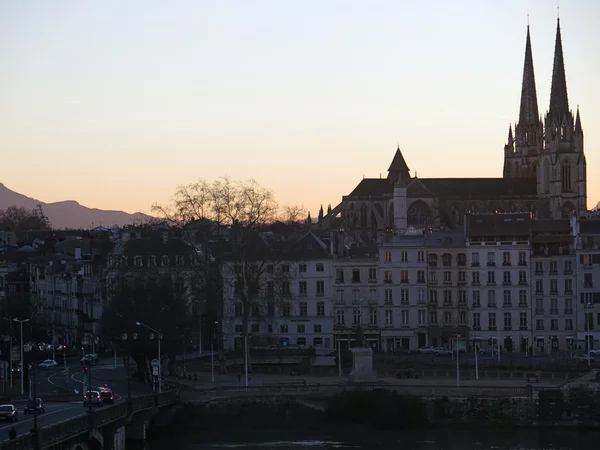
515,18,578,142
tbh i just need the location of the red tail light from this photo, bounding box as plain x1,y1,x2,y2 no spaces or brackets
84,395,87,399
110,396,114,400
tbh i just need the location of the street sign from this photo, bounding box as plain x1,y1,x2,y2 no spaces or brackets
152,367,158,376
151,359,160,368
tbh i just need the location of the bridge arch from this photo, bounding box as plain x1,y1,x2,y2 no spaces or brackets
88,430,104,450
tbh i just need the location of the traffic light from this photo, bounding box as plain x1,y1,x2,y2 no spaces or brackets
84,366,88,375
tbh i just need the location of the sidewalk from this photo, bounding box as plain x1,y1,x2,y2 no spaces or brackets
167,372,562,390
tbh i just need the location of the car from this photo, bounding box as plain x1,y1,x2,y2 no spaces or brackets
12,362,22,373
417,346,435,354
98,387,115,404
434,347,452,356
588,349,600,357
24,398,45,414
83,390,103,407
0,405,18,422
392,348,413,355
81,354,98,365
39,359,58,369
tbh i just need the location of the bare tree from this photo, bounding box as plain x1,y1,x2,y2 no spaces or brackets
152,177,298,375
278,204,306,225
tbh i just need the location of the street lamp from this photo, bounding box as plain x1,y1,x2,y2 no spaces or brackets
13,318,30,395
121,332,135,412
585,302,592,367
136,322,162,393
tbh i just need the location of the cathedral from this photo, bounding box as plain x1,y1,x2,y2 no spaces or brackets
324,20,587,232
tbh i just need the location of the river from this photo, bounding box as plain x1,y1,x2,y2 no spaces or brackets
146,428,600,450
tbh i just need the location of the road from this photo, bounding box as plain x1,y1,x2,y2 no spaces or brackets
0,356,153,443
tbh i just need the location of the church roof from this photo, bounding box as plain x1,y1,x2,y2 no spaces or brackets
346,176,537,200
387,147,410,175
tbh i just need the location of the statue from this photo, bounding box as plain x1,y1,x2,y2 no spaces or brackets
354,325,365,348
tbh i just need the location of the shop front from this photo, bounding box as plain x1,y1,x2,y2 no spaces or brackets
334,327,381,351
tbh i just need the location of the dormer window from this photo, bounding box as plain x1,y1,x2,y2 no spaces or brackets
161,256,169,266
149,255,156,267
134,256,143,267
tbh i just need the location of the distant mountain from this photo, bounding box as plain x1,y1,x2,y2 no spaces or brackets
0,182,151,229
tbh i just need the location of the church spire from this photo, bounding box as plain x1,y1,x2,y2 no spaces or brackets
575,105,583,135
507,123,514,147
548,19,570,122
518,26,539,127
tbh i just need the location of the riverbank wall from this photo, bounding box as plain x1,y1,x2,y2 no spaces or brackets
149,385,600,436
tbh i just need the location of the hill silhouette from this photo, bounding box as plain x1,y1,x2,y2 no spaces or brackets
0,182,151,229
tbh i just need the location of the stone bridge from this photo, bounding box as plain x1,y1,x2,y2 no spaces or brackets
0,391,177,450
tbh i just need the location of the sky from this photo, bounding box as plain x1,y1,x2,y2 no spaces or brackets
1,0,599,217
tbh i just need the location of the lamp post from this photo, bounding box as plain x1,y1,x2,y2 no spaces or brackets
136,322,162,393
121,333,135,413
13,318,30,395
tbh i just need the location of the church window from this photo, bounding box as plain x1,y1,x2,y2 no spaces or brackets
561,162,572,192
560,125,566,140
524,131,528,145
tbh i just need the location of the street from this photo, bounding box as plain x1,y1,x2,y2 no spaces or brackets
0,355,153,443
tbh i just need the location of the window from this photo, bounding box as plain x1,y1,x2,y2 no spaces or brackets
313,337,323,346
280,324,288,333
418,310,425,325
564,261,572,274
282,304,291,316
352,269,361,283
385,310,393,326
502,252,511,266
472,272,480,284
148,255,156,267
519,290,527,305
535,297,543,314
369,288,377,301
299,264,307,273
417,270,425,283
268,324,273,333
487,252,495,266
429,311,437,324
352,289,360,302
400,289,409,305
565,319,573,330
235,303,243,316
519,271,527,284
335,269,344,283
429,289,438,304
417,251,424,262
369,309,377,325
550,319,559,331
401,251,408,262
266,264,274,273
535,261,543,274
444,312,452,325
418,288,425,304
134,256,142,267
564,298,573,314
584,273,593,288
299,281,307,296
536,319,544,330
550,298,558,314
368,268,377,281
471,252,480,266
400,271,409,283
317,301,325,316
487,290,496,308
297,337,306,346
549,261,557,274
518,251,526,265
336,289,344,302
472,312,481,330
503,312,512,330
384,289,393,305
429,254,438,266
503,271,511,284
384,251,392,263
535,280,544,294
336,310,345,325
299,302,307,316
443,290,452,305
488,312,496,330
316,280,325,296
297,325,305,333
281,264,290,273
550,280,558,293
457,253,466,266
384,271,392,283
429,271,437,283
459,312,466,325
564,279,572,294
401,310,409,325
519,312,528,330
442,254,452,266
472,290,480,307
503,290,511,306
316,263,324,272
487,271,495,284
353,309,361,325
458,290,467,304
458,271,466,282
161,255,169,266
282,281,291,296
444,271,452,283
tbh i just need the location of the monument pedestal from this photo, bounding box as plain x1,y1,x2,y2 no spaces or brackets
348,346,377,383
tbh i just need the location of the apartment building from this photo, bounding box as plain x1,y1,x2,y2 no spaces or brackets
465,213,531,355
221,231,334,351
425,231,468,348
574,218,600,351
378,233,428,351
332,244,379,350
530,220,576,354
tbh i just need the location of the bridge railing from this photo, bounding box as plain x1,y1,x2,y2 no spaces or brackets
0,391,178,450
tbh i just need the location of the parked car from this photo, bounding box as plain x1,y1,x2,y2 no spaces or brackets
39,360,58,369
81,354,98,365
83,391,103,407
434,347,452,356
98,387,115,404
392,348,413,355
588,349,600,357
12,362,22,373
417,346,435,354
24,398,45,414
0,405,18,422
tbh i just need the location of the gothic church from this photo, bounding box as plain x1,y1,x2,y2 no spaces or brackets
325,20,587,232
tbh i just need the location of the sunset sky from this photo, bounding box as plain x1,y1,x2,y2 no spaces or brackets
1,0,599,217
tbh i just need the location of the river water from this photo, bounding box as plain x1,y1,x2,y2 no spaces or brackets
147,429,600,450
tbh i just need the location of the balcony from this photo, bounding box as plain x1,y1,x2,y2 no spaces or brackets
335,278,344,284
535,271,544,276
549,290,558,295
502,281,512,286
518,261,527,266
550,309,559,315
457,280,466,286
564,289,573,295
518,302,528,308
487,262,496,267
471,303,481,308
488,326,497,331
549,271,558,276
472,281,480,286
486,282,496,286
471,262,481,267
502,302,512,308
502,262,512,267
535,308,544,314
518,280,527,286
487,302,497,308
564,309,573,315
384,279,393,284
564,270,572,275
368,278,377,283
